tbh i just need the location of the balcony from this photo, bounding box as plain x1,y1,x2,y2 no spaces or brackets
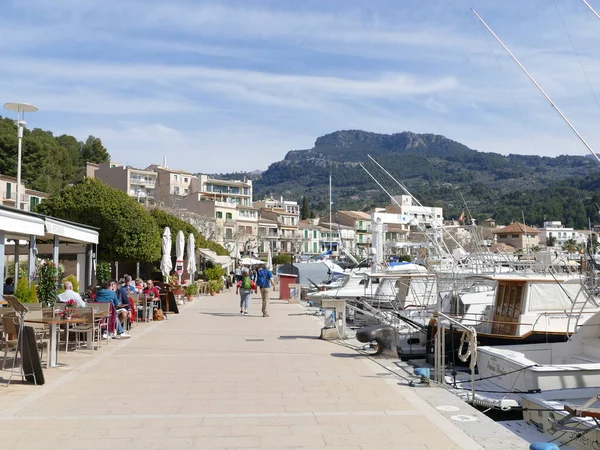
129,176,156,188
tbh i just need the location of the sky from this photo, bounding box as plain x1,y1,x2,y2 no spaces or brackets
3,0,600,173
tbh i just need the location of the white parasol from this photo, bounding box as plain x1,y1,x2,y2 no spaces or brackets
176,230,185,283
187,233,196,281
160,227,172,280
266,245,273,271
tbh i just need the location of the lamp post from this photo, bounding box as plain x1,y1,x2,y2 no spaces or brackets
3,103,39,210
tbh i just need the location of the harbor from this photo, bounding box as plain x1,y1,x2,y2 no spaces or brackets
0,289,527,450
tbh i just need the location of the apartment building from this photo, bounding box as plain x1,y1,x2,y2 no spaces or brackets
254,197,299,215
259,207,299,254
337,211,372,257
146,164,193,199
387,195,444,228
538,221,583,247
90,162,157,205
0,175,48,212
299,219,321,255
191,174,253,207
257,217,280,253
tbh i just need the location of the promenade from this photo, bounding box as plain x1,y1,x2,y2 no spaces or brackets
0,290,527,449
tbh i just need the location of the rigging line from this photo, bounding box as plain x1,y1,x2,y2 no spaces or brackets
554,0,600,111
472,8,600,167
476,16,540,154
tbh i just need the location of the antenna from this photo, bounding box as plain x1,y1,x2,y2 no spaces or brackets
472,8,600,166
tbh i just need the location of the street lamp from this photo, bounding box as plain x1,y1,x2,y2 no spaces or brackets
3,102,39,210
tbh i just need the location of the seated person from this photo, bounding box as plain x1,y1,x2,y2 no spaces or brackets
95,280,130,339
143,279,160,298
135,278,144,293
84,285,96,302
3,277,14,294
117,275,135,326
57,281,86,307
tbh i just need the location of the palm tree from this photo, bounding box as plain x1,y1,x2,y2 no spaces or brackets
545,236,557,247
562,239,578,254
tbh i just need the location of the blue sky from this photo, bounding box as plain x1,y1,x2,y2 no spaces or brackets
3,0,600,172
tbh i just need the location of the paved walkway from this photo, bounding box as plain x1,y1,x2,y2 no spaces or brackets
0,290,526,449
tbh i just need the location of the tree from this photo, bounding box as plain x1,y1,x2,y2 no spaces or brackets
300,196,311,220
37,178,161,262
149,208,228,256
545,236,557,247
562,239,579,254
272,254,292,265
80,135,110,164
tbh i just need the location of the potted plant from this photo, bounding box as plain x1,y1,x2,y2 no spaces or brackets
37,259,58,307
185,283,199,301
207,280,220,296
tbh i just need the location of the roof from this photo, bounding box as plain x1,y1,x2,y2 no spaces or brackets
338,210,371,220
488,243,516,253
145,164,193,176
493,222,539,234
258,218,279,225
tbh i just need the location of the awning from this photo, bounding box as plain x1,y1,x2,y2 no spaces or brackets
0,207,45,238
198,248,232,269
44,218,99,244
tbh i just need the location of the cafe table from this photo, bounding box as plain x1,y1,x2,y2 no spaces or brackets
24,317,88,368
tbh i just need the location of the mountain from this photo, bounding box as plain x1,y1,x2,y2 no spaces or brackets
243,130,600,229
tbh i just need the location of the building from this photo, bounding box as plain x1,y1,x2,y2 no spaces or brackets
387,195,443,228
257,217,280,253
493,222,540,250
179,195,237,247
254,197,299,215
90,162,157,205
259,207,299,254
538,221,582,248
336,211,372,257
146,164,194,201
192,174,253,207
235,205,259,254
0,174,48,212
299,219,322,255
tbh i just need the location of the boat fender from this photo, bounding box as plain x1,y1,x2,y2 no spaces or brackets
529,443,559,450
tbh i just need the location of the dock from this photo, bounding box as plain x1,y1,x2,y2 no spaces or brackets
0,289,528,449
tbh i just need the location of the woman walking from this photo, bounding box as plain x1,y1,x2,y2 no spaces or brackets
236,268,255,315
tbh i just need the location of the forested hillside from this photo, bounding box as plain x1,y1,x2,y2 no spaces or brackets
236,130,600,229
0,116,109,194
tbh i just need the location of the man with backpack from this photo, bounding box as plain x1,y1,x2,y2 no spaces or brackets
256,264,277,318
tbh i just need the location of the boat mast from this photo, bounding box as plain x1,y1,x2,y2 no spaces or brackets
329,172,332,254
582,0,600,22
472,9,600,166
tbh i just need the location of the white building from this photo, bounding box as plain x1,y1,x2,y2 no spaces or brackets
539,221,583,247
388,195,443,228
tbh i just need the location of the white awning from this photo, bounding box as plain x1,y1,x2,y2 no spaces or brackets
198,248,232,269
44,218,99,244
0,208,45,238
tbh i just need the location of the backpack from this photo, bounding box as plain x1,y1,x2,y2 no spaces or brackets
242,276,252,290
257,270,268,288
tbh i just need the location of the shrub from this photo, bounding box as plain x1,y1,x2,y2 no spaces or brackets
207,279,222,292
15,277,37,303
96,262,111,286
272,254,292,266
398,254,412,262
204,266,226,281
37,259,58,307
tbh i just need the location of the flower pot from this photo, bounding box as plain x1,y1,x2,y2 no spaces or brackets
186,295,194,302
210,291,216,296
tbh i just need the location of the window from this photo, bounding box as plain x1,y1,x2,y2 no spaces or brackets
512,234,519,238
304,230,308,239
499,234,507,239
29,196,39,210
184,177,188,182
226,212,232,220
313,230,317,239
174,186,180,195
183,189,188,195
216,211,223,219
6,182,11,199
173,174,178,181
225,228,233,239
304,243,308,253
313,242,318,252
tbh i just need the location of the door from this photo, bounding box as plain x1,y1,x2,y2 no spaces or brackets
491,281,525,335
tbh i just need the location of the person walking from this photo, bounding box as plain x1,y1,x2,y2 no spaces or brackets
236,268,255,315
256,264,276,318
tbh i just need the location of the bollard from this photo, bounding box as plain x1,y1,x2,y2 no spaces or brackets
356,325,398,358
